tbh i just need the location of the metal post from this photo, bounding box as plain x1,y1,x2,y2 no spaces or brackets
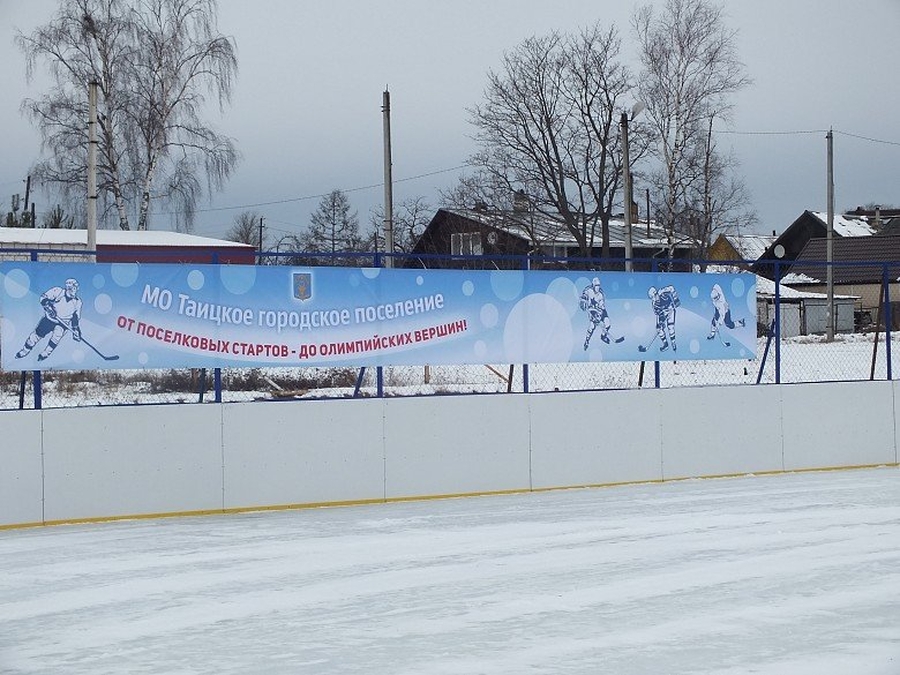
826,129,835,341
87,81,98,260
885,266,893,381
621,112,633,272
774,261,782,384
214,368,222,403
382,89,394,268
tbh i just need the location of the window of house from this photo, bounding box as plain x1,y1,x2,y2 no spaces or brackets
451,232,483,256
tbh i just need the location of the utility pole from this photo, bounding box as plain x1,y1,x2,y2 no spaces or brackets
258,216,264,255
621,112,633,272
382,89,394,268
826,128,834,342
87,80,99,259
23,175,31,227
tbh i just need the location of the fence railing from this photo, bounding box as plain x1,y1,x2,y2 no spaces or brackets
1,249,897,410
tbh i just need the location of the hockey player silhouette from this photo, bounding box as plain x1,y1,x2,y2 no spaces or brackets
15,278,83,362
639,284,680,352
707,283,745,346
579,277,624,350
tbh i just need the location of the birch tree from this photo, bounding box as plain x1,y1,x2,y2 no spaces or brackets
17,0,238,232
633,0,751,258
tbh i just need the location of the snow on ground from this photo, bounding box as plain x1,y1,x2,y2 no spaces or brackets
2,467,899,674
3,332,900,409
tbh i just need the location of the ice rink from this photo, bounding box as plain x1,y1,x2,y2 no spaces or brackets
2,467,899,674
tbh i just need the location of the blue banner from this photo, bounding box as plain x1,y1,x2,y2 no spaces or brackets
0,262,756,370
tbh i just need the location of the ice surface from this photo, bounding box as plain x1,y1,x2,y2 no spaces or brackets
1,467,899,674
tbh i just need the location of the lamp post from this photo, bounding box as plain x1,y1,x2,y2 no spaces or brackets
620,102,644,272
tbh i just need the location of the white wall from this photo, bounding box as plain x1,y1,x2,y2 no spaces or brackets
41,405,224,522
2,382,898,528
0,410,43,526
529,389,664,489
222,398,385,509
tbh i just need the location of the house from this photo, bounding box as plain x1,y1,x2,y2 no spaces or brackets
707,232,776,270
406,207,696,270
780,234,900,328
753,210,877,278
0,227,256,264
755,276,857,337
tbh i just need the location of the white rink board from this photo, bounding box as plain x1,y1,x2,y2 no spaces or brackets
0,410,44,526
383,395,531,499
529,389,664,488
41,406,224,522
781,381,896,471
661,385,785,479
222,399,385,509
2,381,899,527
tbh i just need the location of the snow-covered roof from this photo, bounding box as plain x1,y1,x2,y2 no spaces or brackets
0,227,251,248
727,233,776,260
809,212,876,237
755,275,857,300
445,208,689,249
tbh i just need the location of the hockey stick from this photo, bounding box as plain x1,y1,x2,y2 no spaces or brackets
77,334,120,361
637,333,659,352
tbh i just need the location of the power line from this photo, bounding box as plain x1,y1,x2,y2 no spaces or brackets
171,163,470,217
716,128,900,147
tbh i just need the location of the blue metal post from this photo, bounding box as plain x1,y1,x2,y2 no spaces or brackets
30,250,42,408
214,368,222,403
376,366,384,398
884,265,893,380
522,364,529,393
774,261,781,384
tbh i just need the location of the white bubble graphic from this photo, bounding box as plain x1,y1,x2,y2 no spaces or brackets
690,338,701,354
481,303,499,328
139,352,149,365
187,269,205,290
503,294,573,363
110,263,140,287
94,293,113,315
462,280,475,296
546,277,579,317
491,270,524,302
690,286,699,299
220,266,257,295
92,273,105,289
731,276,746,297
0,316,17,343
417,275,424,286
362,268,381,279
474,340,488,359
3,268,30,298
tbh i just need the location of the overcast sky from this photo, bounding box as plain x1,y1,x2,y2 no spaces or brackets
2,0,899,244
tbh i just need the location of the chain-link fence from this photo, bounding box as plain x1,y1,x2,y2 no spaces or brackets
2,252,898,410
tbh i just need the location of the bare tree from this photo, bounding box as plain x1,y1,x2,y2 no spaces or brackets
367,196,432,255
468,23,638,258
225,210,264,248
17,0,239,232
633,0,751,258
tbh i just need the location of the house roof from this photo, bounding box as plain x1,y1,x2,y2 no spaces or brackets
0,227,251,249
440,208,690,249
755,275,857,300
808,211,877,237
715,233,776,261
782,235,900,285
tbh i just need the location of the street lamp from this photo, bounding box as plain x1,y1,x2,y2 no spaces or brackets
621,102,644,272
